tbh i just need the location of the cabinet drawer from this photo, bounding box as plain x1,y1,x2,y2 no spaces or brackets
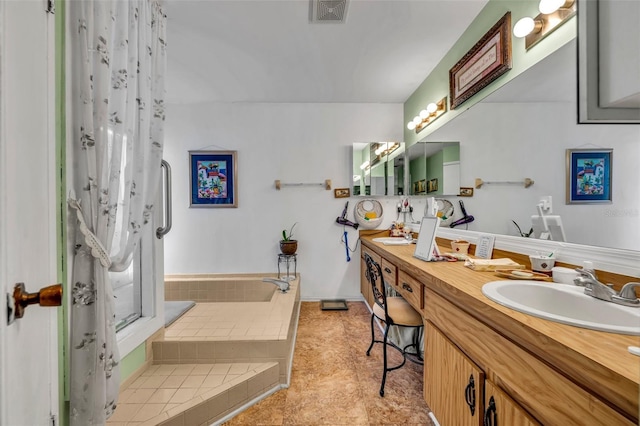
397,270,423,311
381,258,397,287
362,246,381,266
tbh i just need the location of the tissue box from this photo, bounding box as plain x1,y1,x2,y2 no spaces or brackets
464,258,524,271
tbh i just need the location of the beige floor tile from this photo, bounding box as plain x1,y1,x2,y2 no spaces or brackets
180,375,206,388
169,387,198,404
202,374,226,388
123,388,157,404
131,403,166,422
161,375,187,389
147,388,178,404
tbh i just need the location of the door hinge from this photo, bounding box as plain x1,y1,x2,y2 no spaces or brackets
46,0,55,14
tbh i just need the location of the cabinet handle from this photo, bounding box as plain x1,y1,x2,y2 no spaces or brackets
384,267,392,274
464,374,475,416
402,283,413,292
483,396,497,426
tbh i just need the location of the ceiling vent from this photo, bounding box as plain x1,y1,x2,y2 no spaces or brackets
309,0,348,23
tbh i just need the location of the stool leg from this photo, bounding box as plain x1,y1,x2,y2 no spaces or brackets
366,313,375,356
380,322,391,397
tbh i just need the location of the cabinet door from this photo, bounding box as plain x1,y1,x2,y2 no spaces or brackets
424,321,484,426
484,380,540,426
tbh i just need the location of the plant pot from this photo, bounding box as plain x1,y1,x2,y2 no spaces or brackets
279,240,298,255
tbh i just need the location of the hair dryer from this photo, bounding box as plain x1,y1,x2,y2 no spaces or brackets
336,201,359,229
450,200,475,228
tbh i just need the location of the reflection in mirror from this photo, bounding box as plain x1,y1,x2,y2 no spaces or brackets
422,39,639,251
399,142,460,196
352,142,404,196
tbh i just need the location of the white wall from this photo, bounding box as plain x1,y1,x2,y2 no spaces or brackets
425,101,640,252
163,102,403,299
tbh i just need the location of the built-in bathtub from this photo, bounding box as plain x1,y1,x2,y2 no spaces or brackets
109,274,300,425
158,273,301,384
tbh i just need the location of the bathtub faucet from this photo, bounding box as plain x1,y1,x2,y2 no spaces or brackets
262,277,290,293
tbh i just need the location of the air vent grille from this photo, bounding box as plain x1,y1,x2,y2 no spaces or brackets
310,0,348,23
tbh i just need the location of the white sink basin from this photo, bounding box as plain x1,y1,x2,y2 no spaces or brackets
482,281,640,335
372,237,413,245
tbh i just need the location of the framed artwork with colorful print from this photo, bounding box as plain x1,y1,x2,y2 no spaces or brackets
189,150,238,207
566,148,612,204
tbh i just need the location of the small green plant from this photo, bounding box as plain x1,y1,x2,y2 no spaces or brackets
282,223,297,241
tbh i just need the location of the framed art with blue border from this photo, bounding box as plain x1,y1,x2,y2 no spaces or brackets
566,148,612,204
189,150,237,207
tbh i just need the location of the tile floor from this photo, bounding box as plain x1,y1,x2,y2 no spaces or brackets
223,301,434,425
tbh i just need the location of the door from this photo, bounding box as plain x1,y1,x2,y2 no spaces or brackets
0,1,58,425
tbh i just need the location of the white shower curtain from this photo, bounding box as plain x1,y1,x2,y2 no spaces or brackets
67,1,166,423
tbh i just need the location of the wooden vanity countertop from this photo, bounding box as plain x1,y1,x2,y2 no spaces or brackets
361,235,640,422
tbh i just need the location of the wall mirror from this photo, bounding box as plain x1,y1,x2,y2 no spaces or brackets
401,142,460,196
351,141,460,198
352,142,404,196
421,39,639,252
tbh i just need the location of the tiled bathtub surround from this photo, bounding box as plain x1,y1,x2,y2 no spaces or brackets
109,274,301,425
165,274,281,303
109,362,279,425
156,274,300,384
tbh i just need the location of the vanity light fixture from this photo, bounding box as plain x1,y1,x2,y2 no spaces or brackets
513,0,576,50
406,97,447,133
374,142,400,157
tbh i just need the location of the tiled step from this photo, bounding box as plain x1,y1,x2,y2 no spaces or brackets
107,362,280,426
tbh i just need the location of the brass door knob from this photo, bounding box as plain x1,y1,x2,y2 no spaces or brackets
12,282,62,319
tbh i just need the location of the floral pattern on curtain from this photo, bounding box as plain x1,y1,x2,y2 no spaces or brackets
68,1,166,423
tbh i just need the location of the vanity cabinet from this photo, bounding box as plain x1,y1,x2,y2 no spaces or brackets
426,287,633,426
425,320,539,426
359,237,638,425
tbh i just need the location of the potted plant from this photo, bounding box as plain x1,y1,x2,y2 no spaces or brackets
280,223,298,255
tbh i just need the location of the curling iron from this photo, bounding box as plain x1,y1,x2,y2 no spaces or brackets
336,201,359,229
450,200,475,228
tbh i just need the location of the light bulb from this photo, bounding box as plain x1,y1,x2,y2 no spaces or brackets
426,103,438,114
419,110,429,119
360,160,369,170
538,0,565,14
407,121,416,130
412,116,422,126
513,17,535,38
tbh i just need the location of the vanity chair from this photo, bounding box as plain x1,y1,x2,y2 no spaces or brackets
364,253,424,397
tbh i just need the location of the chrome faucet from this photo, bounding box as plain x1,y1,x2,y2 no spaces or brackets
574,268,640,307
262,277,290,293
574,268,616,302
614,282,640,307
